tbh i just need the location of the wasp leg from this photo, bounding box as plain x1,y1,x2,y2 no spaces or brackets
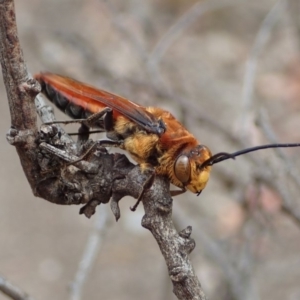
43,119,87,126
130,170,155,211
102,108,113,131
170,188,186,197
83,107,114,130
39,142,98,174
77,124,90,145
68,108,112,139
43,107,113,130
69,130,105,136
67,139,123,166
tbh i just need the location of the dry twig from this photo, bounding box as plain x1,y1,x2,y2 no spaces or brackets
0,0,207,299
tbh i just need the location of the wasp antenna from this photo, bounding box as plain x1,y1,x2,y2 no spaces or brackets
200,152,235,169
206,143,300,166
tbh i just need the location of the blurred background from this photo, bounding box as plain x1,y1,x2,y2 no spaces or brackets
1,0,300,299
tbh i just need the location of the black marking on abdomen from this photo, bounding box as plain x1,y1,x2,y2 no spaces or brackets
42,81,91,120
65,102,83,118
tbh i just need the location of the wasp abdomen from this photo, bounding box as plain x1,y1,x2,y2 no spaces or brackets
41,81,91,119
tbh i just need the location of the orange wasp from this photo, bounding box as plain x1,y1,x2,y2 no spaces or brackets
35,73,216,195
35,73,300,208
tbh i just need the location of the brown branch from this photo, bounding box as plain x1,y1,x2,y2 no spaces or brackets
0,0,207,299
0,0,40,191
140,177,207,300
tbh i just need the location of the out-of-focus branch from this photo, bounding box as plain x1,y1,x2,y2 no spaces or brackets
239,0,286,138
236,0,300,227
257,108,300,188
70,208,110,300
148,0,235,69
0,275,35,300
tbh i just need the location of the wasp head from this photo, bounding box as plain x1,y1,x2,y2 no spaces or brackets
174,145,212,194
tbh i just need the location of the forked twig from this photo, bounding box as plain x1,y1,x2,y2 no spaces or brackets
0,1,207,299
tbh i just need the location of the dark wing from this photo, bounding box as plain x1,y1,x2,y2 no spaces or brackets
35,72,165,135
